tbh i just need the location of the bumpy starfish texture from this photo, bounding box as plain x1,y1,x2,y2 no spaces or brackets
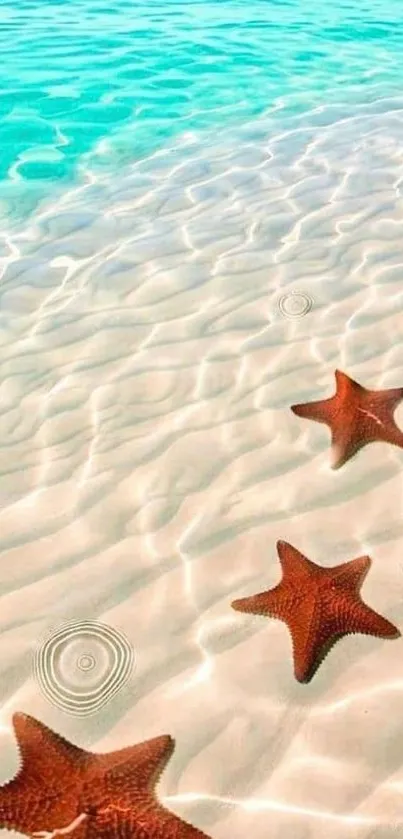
0,713,211,839
290,369,403,468
231,540,400,683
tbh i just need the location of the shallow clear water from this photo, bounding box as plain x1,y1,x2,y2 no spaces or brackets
1,0,403,225
1,2,403,839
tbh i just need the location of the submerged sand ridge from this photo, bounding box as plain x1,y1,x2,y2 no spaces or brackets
1,99,403,838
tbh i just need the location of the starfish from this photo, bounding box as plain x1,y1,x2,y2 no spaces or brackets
290,369,403,468
0,713,212,839
231,540,400,682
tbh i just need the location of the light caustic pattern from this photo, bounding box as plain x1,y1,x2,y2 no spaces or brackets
1,6,403,839
1,99,403,838
1,0,403,225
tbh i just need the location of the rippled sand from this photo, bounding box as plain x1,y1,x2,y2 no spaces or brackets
1,100,403,838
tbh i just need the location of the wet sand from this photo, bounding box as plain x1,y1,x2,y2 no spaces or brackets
1,100,403,838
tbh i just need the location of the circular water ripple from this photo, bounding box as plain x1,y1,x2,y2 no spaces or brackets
278,291,313,319
33,620,135,716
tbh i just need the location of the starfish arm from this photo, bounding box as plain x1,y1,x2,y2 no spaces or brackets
12,714,87,781
290,395,335,426
329,419,403,469
232,581,309,626
351,388,403,449
334,369,364,396
382,421,403,448
372,385,403,413
0,784,80,837
276,541,321,581
368,414,403,449
330,426,364,469
337,598,400,640
328,555,371,590
91,735,174,777
329,556,399,639
0,715,83,835
231,588,280,618
285,597,328,683
100,735,175,803
232,543,322,621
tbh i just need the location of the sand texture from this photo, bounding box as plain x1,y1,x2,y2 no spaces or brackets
1,101,403,838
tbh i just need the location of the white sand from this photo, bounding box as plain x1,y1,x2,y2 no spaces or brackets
1,98,403,838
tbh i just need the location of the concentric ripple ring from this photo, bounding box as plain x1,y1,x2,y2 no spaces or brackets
278,291,313,319
33,620,135,716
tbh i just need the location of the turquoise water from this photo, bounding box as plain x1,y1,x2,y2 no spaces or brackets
1,0,402,227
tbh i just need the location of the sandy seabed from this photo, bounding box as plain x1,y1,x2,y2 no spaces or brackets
1,98,403,839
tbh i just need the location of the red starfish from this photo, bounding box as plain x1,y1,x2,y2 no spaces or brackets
0,713,211,839
290,369,403,468
231,540,400,683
